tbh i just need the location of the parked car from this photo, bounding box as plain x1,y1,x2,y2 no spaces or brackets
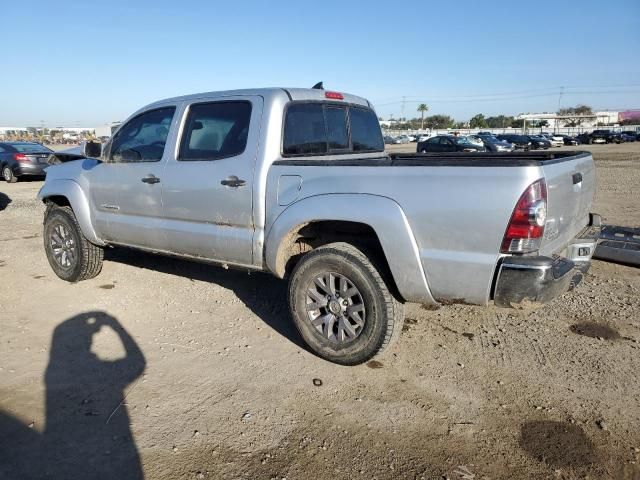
540,133,564,147
496,134,532,150
481,135,515,152
417,135,486,153
620,131,637,142
527,135,552,150
395,135,411,144
575,133,594,144
591,130,622,144
555,134,579,146
384,135,399,145
416,134,432,143
37,86,599,365
0,142,53,183
466,135,486,147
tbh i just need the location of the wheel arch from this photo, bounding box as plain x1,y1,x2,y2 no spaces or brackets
39,179,104,246
265,193,436,305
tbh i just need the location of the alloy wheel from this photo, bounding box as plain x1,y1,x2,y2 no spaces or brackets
305,272,366,343
49,223,77,269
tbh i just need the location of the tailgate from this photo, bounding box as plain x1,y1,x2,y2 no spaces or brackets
539,152,596,255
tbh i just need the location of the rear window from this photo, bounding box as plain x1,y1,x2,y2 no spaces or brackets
12,144,52,154
350,107,384,152
283,102,383,156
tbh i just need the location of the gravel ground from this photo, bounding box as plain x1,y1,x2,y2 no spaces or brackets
1,143,639,480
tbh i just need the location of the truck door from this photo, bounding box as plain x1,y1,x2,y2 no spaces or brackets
160,96,263,267
100,106,177,250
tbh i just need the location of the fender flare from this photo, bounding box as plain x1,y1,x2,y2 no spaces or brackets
38,179,104,246
265,193,435,304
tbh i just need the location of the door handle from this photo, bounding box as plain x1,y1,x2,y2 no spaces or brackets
572,172,583,185
221,176,246,188
141,175,160,184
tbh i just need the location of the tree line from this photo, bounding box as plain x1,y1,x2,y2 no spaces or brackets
382,104,602,130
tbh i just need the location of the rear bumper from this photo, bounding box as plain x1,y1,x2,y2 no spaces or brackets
13,164,47,177
493,215,601,307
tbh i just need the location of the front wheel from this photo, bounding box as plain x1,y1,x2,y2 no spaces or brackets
3,166,17,183
43,205,104,282
288,242,404,365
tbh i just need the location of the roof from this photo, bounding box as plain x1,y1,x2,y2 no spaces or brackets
142,87,370,111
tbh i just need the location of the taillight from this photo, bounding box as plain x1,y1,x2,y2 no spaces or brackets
501,179,547,254
325,91,344,100
14,153,29,162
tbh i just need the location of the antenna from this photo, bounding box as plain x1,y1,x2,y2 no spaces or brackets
312,82,324,90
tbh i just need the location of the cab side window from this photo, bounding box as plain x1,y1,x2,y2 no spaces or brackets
110,107,176,163
179,101,252,161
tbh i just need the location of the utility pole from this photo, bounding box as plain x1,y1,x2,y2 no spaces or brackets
400,96,406,122
558,86,564,110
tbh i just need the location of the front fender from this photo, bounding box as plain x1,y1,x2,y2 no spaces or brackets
38,179,104,246
265,193,435,305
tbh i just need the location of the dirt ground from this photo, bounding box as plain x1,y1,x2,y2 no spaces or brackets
1,143,639,480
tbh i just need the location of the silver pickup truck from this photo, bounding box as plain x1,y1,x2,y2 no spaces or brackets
38,87,600,365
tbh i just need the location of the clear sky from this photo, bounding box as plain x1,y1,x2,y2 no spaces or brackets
1,0,639,126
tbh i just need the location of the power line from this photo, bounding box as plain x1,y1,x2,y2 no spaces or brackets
374,88,640,106
372,84,640,106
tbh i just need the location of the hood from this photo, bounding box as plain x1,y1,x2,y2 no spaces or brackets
43,158,102,182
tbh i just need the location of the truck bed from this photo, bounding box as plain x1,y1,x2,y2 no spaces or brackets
269,149,595,305
274,151,590,167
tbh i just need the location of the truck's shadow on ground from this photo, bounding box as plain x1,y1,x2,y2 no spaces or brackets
105,248,308,351
0,311,145,479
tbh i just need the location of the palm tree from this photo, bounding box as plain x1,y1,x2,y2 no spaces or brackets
417,104,429,130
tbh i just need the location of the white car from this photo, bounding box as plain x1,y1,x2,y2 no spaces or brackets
542,133,564,147
466,135,485,147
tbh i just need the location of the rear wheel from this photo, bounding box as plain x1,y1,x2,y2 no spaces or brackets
288,242,404,365
43,205,104,282
3,166,17,183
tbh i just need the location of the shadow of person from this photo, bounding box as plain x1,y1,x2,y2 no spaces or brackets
0,191,11,211
0,311,145,480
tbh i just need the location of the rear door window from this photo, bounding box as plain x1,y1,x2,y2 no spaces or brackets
179,101,252,161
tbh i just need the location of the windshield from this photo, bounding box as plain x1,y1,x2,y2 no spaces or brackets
12,143,53,154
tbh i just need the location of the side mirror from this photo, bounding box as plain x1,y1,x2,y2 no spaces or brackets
83,141,102,158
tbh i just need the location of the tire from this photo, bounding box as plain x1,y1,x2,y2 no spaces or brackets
43,204,104,282
3,166,17,183
288,242,404,365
